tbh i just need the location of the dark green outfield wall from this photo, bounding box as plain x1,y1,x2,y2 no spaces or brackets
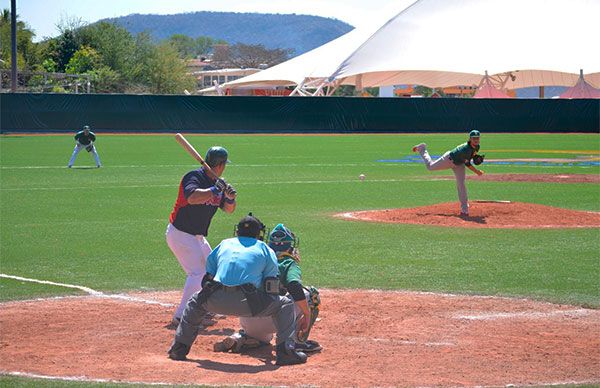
1,93,598,133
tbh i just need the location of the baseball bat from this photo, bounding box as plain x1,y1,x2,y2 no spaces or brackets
174,133,219,180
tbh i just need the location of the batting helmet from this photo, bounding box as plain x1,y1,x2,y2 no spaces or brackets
205,146,229,167
268,224,299,253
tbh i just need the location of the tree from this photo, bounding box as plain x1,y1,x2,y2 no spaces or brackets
0,8,37,70
212,43,292,68
195,36,226,57
144,42,196,94
168,34,196,58
65,45,100,74
88,66,122,93
53,29,80,71
167,34,226,59
78,22,134,73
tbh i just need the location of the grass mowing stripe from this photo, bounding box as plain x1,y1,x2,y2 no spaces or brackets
1,133,598,308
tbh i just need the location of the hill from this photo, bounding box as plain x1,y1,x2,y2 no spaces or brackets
100,12,354,56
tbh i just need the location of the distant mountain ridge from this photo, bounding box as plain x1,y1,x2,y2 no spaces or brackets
100,11,354,56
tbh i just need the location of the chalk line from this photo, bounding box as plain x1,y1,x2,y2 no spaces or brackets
455,309,592,320
0,274,173,307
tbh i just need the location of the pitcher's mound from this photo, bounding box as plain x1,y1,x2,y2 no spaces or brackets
336,201,600,228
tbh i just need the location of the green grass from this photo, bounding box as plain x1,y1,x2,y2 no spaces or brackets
1,133,599,387
1,133,599,307
0,375,228,387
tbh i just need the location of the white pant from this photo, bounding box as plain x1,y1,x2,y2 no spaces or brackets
165,223,212,319
419,149,469,214
68,143,101,167
240,289,309,343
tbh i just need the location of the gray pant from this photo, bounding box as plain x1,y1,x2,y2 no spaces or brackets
175,287,296,347
419,149,469,214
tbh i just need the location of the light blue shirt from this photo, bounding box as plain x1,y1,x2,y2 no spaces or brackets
206,237,279,288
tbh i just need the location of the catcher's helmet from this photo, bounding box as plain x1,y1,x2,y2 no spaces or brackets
235,213,266,240
268,224,299,252
469,130,481,138
205,146,229,167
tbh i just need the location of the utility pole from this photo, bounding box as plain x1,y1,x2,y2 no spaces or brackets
11,0,17,92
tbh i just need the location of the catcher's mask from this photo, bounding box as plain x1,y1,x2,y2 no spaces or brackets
205,146,230,167
267,223,299,253
235,212,267,240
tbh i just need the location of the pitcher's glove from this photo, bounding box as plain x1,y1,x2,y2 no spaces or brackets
472,154,485,165
85,144,93,152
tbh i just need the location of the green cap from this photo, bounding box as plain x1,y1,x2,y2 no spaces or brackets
83,125,90,130
205,146,229,167
469,130,481,138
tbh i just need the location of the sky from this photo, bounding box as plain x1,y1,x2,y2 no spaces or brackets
2,0,406,42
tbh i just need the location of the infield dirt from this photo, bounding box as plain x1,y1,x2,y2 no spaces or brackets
1,290,599,387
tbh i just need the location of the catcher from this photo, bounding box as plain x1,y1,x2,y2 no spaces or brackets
67,125,102,168
412,130,485,216
213,223,322,354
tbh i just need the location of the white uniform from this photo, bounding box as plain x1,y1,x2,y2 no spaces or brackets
167,167,226,321
68,142,102,167
68,129,101,168
239,289,310,343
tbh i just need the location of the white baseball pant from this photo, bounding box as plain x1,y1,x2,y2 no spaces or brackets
68,143,101,167
418,148,469,214
239,289,310,343
165,223,212,320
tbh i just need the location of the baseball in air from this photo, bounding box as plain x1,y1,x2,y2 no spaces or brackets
359,174,366,181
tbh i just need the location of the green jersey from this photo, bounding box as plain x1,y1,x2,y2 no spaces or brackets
448,142,480,166
277,254,302,289
75,131,96,145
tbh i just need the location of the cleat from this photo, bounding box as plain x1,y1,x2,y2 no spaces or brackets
167,341,190,361
412,143,426,153
295,340,322,354
275,341,307,366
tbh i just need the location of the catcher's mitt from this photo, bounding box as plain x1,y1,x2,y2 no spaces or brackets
472,154,485,165
85,144,93,152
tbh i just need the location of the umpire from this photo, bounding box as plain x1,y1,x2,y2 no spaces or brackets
168,214,308,366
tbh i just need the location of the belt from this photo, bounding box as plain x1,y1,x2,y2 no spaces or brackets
222,285,241,292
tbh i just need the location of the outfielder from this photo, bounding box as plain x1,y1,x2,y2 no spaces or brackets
213,223,322,354
67,125,101,168
412,130,485,216
166,146,237,328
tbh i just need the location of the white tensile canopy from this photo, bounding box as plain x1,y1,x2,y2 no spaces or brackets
327,0,600,91
212,0,600,96
213,26,374,94
559,70,600,98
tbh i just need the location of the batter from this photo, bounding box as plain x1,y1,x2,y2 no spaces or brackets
166,146,237,328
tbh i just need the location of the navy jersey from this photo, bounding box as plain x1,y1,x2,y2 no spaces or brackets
169,168,224,236
75,131,96,145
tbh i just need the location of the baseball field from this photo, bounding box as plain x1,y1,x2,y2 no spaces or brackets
1,132,599,387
